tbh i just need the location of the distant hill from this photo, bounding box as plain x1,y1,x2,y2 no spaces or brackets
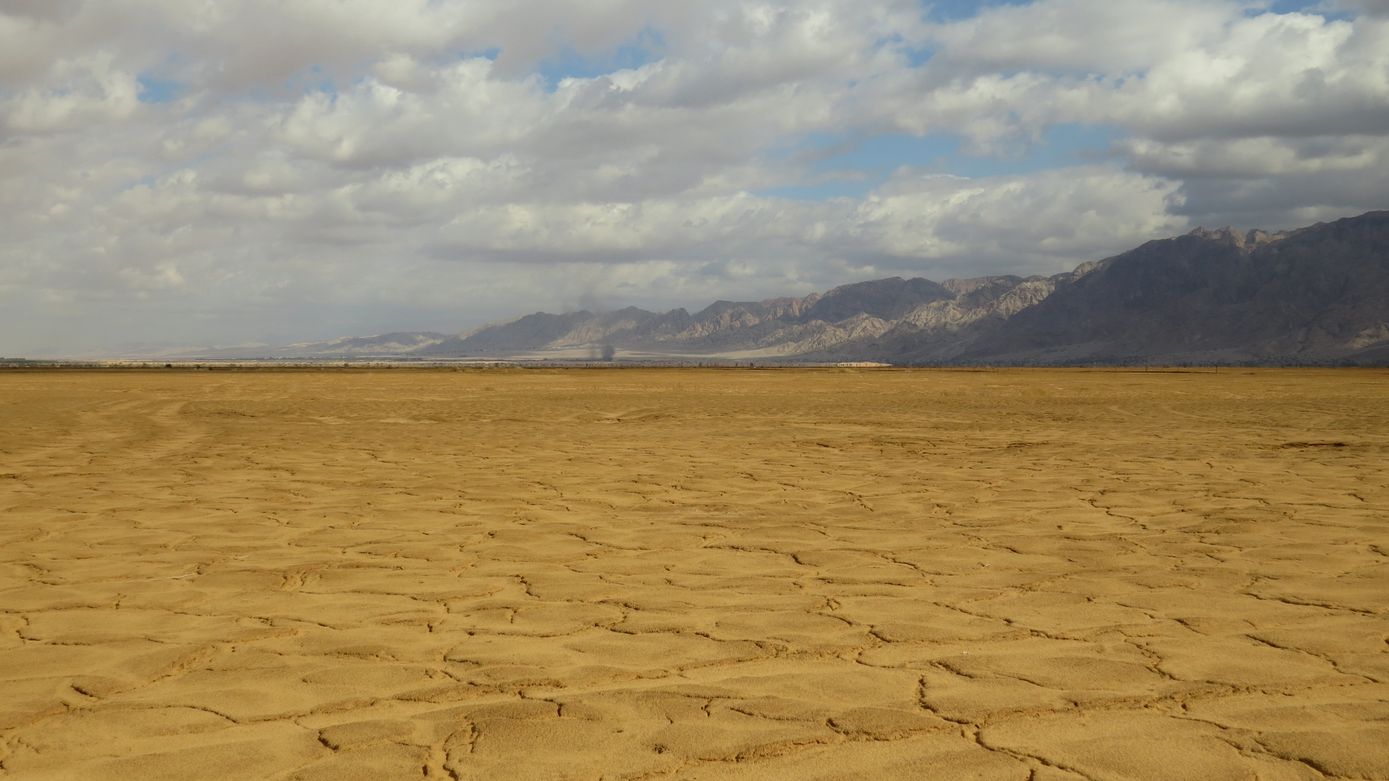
169,332,452,360
166,210,1389,365
868,211,1389,365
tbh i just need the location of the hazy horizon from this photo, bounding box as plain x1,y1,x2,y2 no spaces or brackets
4,0,1389,356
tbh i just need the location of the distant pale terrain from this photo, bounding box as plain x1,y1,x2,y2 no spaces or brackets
1,368,1387,779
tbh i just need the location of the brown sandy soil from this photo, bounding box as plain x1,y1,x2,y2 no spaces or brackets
1,368,1387,780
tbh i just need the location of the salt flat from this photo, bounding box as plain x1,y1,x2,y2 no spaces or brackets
1,368,1386,780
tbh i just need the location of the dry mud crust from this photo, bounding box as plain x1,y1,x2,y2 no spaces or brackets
1,367,1386,780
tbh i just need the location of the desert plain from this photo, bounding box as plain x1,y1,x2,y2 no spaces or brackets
0,367,1386,780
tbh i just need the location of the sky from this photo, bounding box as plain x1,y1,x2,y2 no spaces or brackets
2,0,1388,356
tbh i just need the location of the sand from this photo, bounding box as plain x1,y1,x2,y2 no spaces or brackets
0,367,1386,780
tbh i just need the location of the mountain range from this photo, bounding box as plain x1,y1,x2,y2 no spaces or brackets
181,210,1389,365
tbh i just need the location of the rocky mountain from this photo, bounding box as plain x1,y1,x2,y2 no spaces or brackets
868,211,1389,364
188,210,1388,365
413,275,963,359
279,332,450,357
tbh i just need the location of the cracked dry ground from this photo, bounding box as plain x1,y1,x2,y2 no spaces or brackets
1,369,1387,780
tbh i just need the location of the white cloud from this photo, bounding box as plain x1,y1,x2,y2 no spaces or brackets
896,5,1389,146
1,0,1387,355
927,0,1238,75
1106,12,1389,141
1,55,140,135
844,166,1187,274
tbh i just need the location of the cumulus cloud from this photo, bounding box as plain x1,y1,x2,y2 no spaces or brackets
843,167,1187,274
927,0,1237,75
1,54,140,135
1,0,1386,355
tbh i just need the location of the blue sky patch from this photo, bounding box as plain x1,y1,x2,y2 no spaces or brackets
1248,1,1355,20
537,27,666,90
923,0,1032,23
137,75,183,103
759,123,1121,200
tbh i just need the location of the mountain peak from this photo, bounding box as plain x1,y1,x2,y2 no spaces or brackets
1186,225,1287,251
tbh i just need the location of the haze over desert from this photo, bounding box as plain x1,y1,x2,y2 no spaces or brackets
1,368,1386,779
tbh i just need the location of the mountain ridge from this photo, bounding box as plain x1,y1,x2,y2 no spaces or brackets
149,210,1389,365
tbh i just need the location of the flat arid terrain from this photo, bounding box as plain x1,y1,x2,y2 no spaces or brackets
1,368,1387,780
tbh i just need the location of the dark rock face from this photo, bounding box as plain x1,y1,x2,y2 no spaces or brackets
944,210,1389,364
799,277,953,323
382,210,1389,364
